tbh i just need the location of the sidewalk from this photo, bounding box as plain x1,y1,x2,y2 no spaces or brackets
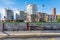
0,31,60,38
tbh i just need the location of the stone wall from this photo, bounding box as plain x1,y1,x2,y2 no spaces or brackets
0,22,60,31
0,23,3,31
4,23,27,31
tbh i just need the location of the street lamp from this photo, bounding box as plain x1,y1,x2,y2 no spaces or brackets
42,5,45,29
42,5,45,13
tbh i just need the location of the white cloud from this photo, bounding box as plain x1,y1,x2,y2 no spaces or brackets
0,8,4,13
2,0,15,5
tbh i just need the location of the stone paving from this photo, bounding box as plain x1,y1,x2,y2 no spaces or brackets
0,31,60,39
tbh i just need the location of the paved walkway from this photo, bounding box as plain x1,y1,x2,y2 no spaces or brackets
0,31,60,38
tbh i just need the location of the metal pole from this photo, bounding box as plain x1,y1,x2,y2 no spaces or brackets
42,5,45,13
42,5,45,29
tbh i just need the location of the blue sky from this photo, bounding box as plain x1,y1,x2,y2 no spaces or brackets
0,0,60,14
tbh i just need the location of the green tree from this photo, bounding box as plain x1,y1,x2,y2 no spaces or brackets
57,15,60,22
